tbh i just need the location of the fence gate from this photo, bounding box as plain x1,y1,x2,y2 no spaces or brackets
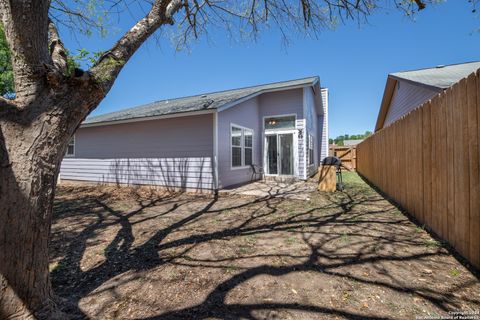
329,146,357,171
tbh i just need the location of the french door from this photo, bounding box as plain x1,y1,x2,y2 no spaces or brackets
265,132,294,175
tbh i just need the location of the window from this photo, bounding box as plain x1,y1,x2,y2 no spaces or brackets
307,134,314,165
244,129,253,165
231,126,242,167
264,116,296,130
231,125,254,168
66,136,75,156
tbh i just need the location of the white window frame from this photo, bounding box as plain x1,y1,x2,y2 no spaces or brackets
263,114,297,132
307,134,314,166
65,135,75,157
230,124,254,170
262,114,298,177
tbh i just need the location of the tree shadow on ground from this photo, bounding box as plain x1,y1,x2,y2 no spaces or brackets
50,181,480,319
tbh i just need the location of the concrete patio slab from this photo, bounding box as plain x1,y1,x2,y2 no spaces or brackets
219,179,317,200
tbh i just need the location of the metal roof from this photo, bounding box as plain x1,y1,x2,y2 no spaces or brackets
390,61,480,89
84,76,319,125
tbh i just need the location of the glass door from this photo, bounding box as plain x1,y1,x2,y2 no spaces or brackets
265,133,294,176
279,134,294,175
266,134,278,175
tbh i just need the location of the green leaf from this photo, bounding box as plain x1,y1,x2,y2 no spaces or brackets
0,23,14,98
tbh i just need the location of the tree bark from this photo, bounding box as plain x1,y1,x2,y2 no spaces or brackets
0,0,183,318
0,82,105,318
0,121,61,319
0,151,57,319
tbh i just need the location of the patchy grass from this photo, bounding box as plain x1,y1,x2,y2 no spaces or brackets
340,233,351,243
424,239,442,249
450,268,461,277
50,176,480,319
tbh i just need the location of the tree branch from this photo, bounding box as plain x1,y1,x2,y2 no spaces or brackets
414,0,426,10
0,0,51,104
48,19,68,74
0,96,20,121
89,0,183,92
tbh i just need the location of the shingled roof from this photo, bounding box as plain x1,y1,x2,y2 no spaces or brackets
390,61,480,89
375,61,480,131
84,76,319,126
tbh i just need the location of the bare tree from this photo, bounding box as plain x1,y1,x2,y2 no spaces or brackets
0,0,441,318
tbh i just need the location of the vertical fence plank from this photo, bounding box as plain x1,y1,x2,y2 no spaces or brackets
469,72,480,267
414,107,424,223
446,86,455,246
437,93,448,238
455,79,470,258
430,97,439,234
423,101,432,228
356,70,480,269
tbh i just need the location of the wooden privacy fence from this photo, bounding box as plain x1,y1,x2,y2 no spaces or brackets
329,146,357,171
357,70,480,269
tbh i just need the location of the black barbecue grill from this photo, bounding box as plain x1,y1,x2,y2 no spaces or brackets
322,156,344,191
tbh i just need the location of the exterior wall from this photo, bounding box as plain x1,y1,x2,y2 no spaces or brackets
383,80,439,128
258,88,304,179
296,119,306,179
60,114,214,190
304,87,318,177
217,88,305,186
61,85,327,189
217,97,261,188
258,88,304,118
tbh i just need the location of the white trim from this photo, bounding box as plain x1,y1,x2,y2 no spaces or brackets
262,114,298,177
321,88,329,162
263,113,298,132
80,109,216,128
229,123,254,170
213,112,219,190
65,135,75,157
263,131,297,177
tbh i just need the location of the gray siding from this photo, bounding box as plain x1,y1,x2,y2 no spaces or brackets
60,114,214,190
60,158,213,189
61,86,326,189
383,80,439,127
258,88,304,118
217,88,304,186
217,97,261,188
259,88,304,179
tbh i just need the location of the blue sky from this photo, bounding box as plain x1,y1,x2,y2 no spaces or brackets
61,1,480,138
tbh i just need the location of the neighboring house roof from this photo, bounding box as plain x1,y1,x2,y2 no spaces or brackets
83,76,319,127
390,61,480,89
343,139,364,146
375,61,480,131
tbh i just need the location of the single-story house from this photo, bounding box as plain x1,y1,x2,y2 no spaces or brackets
343,139,364,147
375,61,480,131
60,76,329,191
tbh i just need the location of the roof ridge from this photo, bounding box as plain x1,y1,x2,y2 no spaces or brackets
176,75,319,99
86,76,319,122
391,61,480,75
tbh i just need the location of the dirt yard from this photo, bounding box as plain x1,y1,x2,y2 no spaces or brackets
51,173,480,319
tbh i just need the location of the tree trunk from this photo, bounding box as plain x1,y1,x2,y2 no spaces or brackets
0,1,183,318
0,97,95,319
0,172,56,319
